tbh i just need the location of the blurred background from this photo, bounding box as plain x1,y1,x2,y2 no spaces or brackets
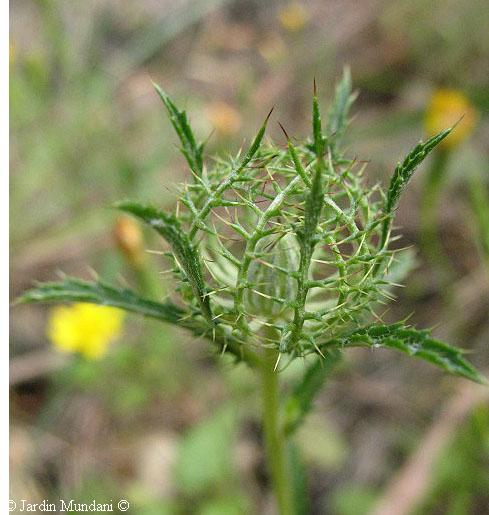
9,0,489,513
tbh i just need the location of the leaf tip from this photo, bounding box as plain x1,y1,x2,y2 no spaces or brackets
265,106,274,125
277,121,290,141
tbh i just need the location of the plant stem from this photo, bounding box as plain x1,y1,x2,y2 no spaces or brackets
419,148,453,287
468,174,489,270
260,348,294,515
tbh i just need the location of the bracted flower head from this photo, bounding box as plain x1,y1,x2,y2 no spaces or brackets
19,71,484,384
116,70,452,363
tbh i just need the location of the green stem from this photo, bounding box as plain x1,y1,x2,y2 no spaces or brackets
133,262,161,300
260,348,294,515
468,174,489,270
419,148,453,286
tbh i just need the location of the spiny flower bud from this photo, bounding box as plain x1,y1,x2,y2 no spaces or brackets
245,233,299,320
19,71,484,384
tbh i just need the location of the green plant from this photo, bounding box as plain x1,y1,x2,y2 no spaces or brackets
19,70,485,514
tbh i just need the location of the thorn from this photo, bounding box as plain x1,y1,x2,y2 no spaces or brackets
220,339,228,356
204,287,229,299
177,313,194,322
278,122,290,141
452,114,465,130
313,76,317,97
314,341,326,359
251,289,274,300
273,353,281,372
265,106,275,124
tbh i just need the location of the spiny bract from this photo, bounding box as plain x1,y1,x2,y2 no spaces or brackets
118,70,441,364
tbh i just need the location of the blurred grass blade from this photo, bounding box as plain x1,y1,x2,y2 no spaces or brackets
321,323,485,384
468,174,489,264
153,83,204,178
111,0,229,77
115,200,213,322
284,351,341,435
326,67,356,150
381,128,452,247
18,276,185,323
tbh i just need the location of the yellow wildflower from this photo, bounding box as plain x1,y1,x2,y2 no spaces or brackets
204,102,242,137
425,89,477,149
278,2,309,32
47,303,125,359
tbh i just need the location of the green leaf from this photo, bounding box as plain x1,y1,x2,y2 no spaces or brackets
18,276,260,367
153,82,204,178
321,323,485,384
385,129,452,214
175,407,237,495
242,106,274,165
115,200,213,322
330,485,379,515
18,276,185,323
326,67,356,150
187,107,273,240
282,130,311,187
381,128,452,247
284,351,341,435
312,79,325,158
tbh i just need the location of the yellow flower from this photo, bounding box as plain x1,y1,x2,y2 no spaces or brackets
278,2,309,32
47,303,125,359
204,102,242,137
425,89,477,150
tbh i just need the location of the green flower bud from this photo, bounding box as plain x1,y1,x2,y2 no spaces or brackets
245,233,299,320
